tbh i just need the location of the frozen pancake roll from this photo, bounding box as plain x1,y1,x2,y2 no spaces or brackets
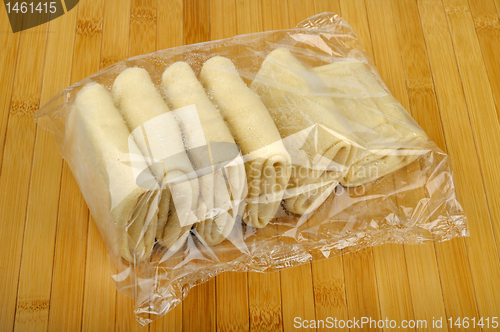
313,59,428,187
200,56,291,228
162,62,246,245
65,82,158,262
251,48,358,215
112,67,199,248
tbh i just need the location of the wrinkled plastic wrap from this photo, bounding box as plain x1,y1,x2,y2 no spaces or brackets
35,13,467,325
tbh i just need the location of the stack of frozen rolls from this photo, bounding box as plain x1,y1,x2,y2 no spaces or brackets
251,47,428,214
65,47,427,262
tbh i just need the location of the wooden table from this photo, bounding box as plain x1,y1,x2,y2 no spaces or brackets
1,0,500,331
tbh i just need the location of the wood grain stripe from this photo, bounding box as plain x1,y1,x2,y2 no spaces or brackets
0,21,49,332
275,3,318,332
307,3,348,332
100,0,132,69
47,0,104,330
207,1,251,331
81,6,117,327
442,0,500,321
234,2,285,331
337,2,382,329
418,0,500,328
391,1,475,330
0,0,21,168
13,8,78,332
181,1,216,331
149,1,184,330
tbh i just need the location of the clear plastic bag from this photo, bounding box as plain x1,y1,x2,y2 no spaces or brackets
35,12,467,325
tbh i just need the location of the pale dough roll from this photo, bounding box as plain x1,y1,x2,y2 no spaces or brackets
200,56,291,228
313,60,428,187
251,48,357,215
66,82,157,262
162,61,246,245
112,67,199,248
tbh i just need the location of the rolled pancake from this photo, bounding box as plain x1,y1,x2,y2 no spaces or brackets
162,62,246,245
66,82,157,262
251,48,357,215
112,67,198,248
313,59,428,186
200,56,291,228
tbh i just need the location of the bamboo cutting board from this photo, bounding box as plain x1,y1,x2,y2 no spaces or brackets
1,0,500,331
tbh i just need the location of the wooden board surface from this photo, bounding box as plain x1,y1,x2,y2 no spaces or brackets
1,0,500,331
